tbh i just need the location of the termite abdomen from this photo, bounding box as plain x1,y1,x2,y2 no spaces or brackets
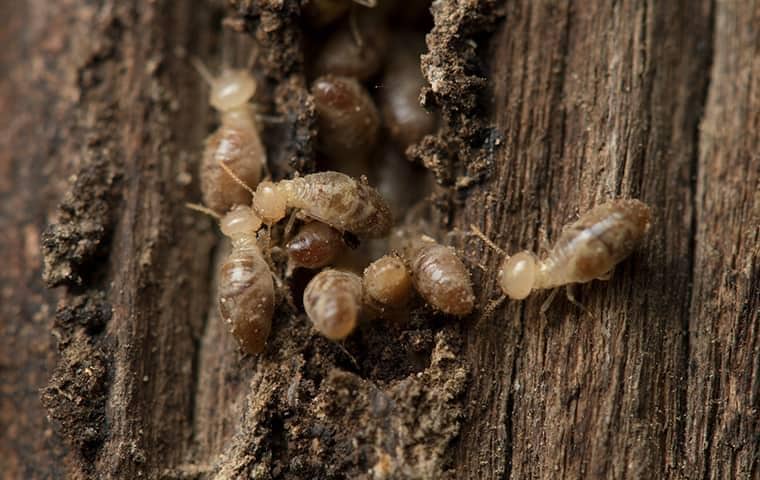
286,221,345,269
303,269,363,340
214,206,274,354
279,172,392,237
219,248,274,354
201,121,265,213
407,238,474,316
311,75,380,163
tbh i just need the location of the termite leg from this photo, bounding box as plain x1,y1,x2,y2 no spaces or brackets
539,288,560,315
565,285,596,319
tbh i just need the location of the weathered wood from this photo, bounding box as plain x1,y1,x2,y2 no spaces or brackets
1,0,757,479
686,2,759,478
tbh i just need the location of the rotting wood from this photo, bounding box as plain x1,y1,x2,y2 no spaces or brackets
0,0,757,479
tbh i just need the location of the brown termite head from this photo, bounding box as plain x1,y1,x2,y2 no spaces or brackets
286,221,345,269
405,236,475,316
312,13,389,81
379,37,437,149
216,205,274,354
303,269,363,340
311,75,380,163
498,199,652,300
363,254,413,309
278,171,393,237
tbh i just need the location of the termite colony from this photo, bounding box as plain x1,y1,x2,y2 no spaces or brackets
189,3,653,356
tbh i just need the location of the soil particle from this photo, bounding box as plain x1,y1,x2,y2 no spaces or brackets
41,158,121,287
41,293,112,467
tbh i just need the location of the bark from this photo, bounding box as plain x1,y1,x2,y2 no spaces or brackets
0,0,757,479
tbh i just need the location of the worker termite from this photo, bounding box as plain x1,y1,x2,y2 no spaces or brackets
363,254,413,310
311,75,380,166
193,58,266,213
402,234,475,316
379,36,437,149
239,170,392,237
303,269,363,340
189,204,275,354
497,199,652,303
286,221,346,269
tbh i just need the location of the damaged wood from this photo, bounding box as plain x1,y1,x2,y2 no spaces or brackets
1,0,757,479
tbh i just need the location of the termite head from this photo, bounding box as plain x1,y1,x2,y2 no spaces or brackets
220,205,262,243
498,251,539,300
193,59,257,112
253,181,288,224
210,69,256,111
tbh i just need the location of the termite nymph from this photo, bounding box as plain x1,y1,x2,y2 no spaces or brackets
379,36,437,149
498,199,652,301
311,75,380,166
192,204,275,354
304,269,363,340
403,235,475,316
194,58,266,214
286,221,345,269
312,12,389,81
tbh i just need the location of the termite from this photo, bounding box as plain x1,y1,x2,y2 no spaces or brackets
402,234,475,316
193,58,266,213
286,221,346,269
303,269,363,340
311,75,380,166
312,12,389,81
241,170,392,238
379,36,437,149
189,204,275,354
497,199,652,303
363,254,413,310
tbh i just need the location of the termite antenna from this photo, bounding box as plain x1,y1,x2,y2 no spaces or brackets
219,160,256,197
191,57,216,87
469,224,506,256
186,202,222,220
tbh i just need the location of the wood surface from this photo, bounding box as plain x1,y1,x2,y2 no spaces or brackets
0,0,757,478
